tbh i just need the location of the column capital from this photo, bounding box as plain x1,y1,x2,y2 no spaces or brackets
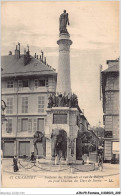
57,38,72,46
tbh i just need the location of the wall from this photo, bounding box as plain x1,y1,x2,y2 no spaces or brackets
2,75,56,138
103,67,119,161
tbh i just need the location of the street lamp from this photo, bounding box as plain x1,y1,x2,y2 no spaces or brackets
1,100,7,152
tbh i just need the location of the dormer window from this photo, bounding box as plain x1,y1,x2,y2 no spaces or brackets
39,80,45,86
23,80,29,87
7,81,14,88
18,80,29,88
34,79,48,87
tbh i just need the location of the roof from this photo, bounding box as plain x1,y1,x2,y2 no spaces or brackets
80,113,90,125
89,130,99,140
1,55,57,78
102,64,119,73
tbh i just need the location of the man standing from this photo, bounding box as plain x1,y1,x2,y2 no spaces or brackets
13,155,19,172
98,154,103,171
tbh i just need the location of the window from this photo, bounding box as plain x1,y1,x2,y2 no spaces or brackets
37,118,44,132
21,118,28,131
22,97,28,113
106,77,114,90
34,79,48,87
6,98,13,114
23,80,29,87
6,119,12,133
106,92,113,113
38,96,45,113
105,116,113,131
7,81,13,88
39,80,45,86
18,80,29,88
53,114,67,124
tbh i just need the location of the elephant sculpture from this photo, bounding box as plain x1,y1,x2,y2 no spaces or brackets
51,129,67,160
33,131,46,156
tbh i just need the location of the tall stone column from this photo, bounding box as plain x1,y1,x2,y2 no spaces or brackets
56,33,72,95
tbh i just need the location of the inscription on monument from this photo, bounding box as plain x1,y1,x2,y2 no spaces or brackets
53,114,67,124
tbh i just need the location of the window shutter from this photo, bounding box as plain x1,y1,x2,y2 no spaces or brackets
28,119,32,132
18,80,23,88
33,118,37,132
17,119,21,132
6,122,9,133
6,98,13,114
35,79,38,88
46,79,48,87
14,81,17,89
6,119,12,133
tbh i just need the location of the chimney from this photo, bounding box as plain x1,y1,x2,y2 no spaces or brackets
106,59,119,68
24,45,31,65
27,44,29,52
41,50,43,62
9,51,12,55
15,43,20,59
35,53,36,58
44,57,46,64
18,42,20,52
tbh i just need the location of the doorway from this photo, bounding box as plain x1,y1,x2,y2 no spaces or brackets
19,141,30,157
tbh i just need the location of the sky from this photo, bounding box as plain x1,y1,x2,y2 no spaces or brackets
1,1,119,127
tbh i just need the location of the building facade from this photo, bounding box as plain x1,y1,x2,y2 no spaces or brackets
1,43,91,161
101,59,119,162
1,44,57,158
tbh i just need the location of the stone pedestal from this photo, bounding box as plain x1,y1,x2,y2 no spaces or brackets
30,139,34,153
56,33,72,95
46,138,51,160
45,107,79,164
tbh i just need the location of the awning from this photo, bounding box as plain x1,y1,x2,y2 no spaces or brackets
112,142,120,154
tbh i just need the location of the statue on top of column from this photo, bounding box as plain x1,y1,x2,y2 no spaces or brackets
59,10,70,34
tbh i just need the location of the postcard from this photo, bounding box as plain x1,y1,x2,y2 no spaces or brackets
1,1,120,189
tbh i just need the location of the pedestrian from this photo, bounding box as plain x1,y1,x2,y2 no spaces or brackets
98,154,103,171
13,155,19,172
31,152,35,161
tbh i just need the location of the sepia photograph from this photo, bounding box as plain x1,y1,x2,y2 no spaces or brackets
1,1,120,189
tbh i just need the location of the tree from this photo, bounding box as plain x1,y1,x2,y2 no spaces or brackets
76,131,97,159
